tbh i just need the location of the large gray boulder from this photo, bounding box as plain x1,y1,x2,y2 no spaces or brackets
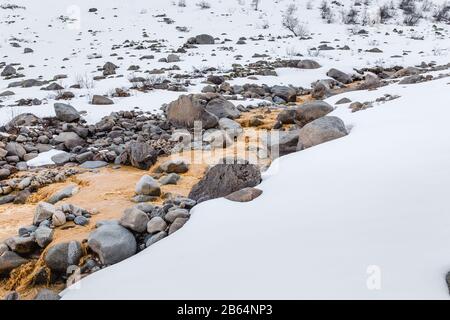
5,236,37,255
33,202,58,225
295,101,334,127
135,175,161,196
124,141,157,170
159,159,189,174
1,65,16,77
298,116,348,150
166,94,218,129
47,185,78,204
91,95,114,105
270,85,297,102
54,103,80,122
297,59,321,69
119,207,149,233
205,98,240,119
326,68,352,84
88,224,137,265
35,226,54,248
225,187,263,202
44,241,83,273
0,251,28,275
5,142,26,159
188,163,261,202
54,132,85,150
192,34,215,44
218,118,243,139
269,130,300,158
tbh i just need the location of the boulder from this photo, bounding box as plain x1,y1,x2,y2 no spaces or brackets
188,163,261,202
47,185,78,204
145,231,167,247
1,65,16,77
5,113,40,131
0,251,28,275
51,152,72,165
298,116,348,150
5,236,37,255
270,85,297,102
269,130,300,158
159,159,189,174
52,210,67,227
193,34,215,44
135,175,161,196
167,54,180,63
54,132,84,150
79,161,108,169
54,103,80,122
125,141,157,170
146,217,168,234
88,224,137,265
205,98,240,119
165,209,190,223
33,202,57,225
35,226,54,248
160,173,180,185
166,94,218,129
218,118,243,139
119,207,149,233
225,187,263,202
295,100,334,127
326,68,352,84
6,142,26,159
169,217,188,235
297,59,321,69
44,241,82,273
91,95,114,105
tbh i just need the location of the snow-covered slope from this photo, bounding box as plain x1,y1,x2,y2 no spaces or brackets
62,77,450,299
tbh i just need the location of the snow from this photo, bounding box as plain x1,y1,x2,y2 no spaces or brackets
62,77,450,299
1,0,450,299
26,149,64,167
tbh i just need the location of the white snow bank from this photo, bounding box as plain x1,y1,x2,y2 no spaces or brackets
26,149,64,167
62,77,450,299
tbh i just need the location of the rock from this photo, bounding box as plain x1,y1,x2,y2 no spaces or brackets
311,80,331,99
52,210,67,227
0,195,15,205
5,113,40,131
47,185,78,204
13,189,31,204
207,75,225,85
169,217,188,235
193,34,215,44
160,173,180,185
88,224,137,265
5,236,37,254
42,82,64,91
0,90,15,97
335,97,351,104
44,241,82,273
0,251,28,275
0,168,11,179
103,62,118,76
205,98,240,119
326,68,352,84
275,108,296,127
126,141,157,170
0,244,8,256
54,132,84,150
189,163,261,202
6,142,26,159
297,59,321,69
80,161,108,169
295,100,334,127
74,216,89,226
34,202,57,225
135,175,161,196
54,103,80,122
33,289,60,300
165,208,190,223
203,129,233,148
91,95,114,105
225,187,263,202
159,159,189,174
298,116,348,150
75,151,94,163
119,207,149,233
51,151,72,165
145,231,167,247
3,291,19,300
24,47,33,54
218,118,243,139
146,217,167,234
35,226,54,248
167,54,180,63
1,65,16,77
392,67,420,78
166,94,218,129
270,85,297,102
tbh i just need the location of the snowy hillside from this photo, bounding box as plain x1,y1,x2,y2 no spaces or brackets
0,0,449,300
